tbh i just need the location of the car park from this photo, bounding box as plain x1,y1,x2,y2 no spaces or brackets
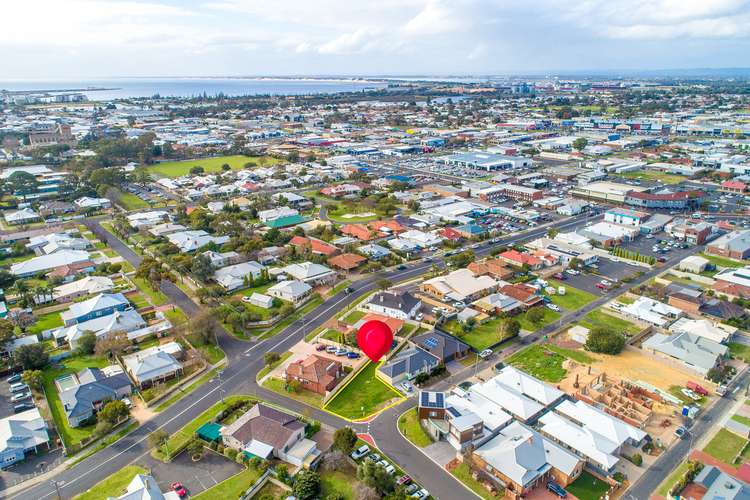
351,444,370,459
11,392,31,403
397,475,412,486
6,373,21,384
171,482,187,498
367,452,381,462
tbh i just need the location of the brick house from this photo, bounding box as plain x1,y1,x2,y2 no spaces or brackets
285,355,343,395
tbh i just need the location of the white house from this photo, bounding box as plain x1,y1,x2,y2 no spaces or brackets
166,230,230,253
367,290,422,320
248,292,274,309
267,280,312,304
10,250,92,277
0,409,50,468
74,197,111,210
4,208,41,225
213,261,265,291
282,262,336,285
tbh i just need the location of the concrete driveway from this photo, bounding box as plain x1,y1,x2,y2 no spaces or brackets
422,441,457,468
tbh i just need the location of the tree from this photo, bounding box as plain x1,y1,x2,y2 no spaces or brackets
498,318,521,340
188,310,220,346
376,279,392,291
585,326,626,354
264,352,280,366
94,332,130,358
526,307,545,325
276,463,290,483
77,331,98,355
14,344,49,370
8,171,39,201
292,469,320,500
332,427,358,453
189,166,205,175
191,254,214,283
547,228,559,239
99,400,129,424
0,318,14,348
357,460,396,495
21,370,43,391
572,137,588,151
187,438,204,459
148,429,169,449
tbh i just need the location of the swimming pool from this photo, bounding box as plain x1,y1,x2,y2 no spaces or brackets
55,374,78,392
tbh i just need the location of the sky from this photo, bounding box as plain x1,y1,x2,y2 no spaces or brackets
3,0,750,79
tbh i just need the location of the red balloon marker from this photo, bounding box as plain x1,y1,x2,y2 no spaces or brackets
356,320,393,362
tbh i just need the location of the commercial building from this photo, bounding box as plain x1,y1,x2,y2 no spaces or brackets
624,190,704,209
437,152,533,171
706,230,750,260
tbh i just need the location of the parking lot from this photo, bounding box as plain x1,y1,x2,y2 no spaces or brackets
145,449,243,497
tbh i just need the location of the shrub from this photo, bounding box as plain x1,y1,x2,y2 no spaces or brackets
585,326,626,354
629,453,643,466
225,448,238,460
613,471,626,483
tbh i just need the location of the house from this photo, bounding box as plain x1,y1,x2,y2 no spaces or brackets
0,409,50,469
357,313,405,335
669,316,736,344
53,309,146,349
201,250,240,268
258,207,299,223
500,283,543,309
126,210,171,229
498,250,544,270
272,192,311,209
58,367,132,427
359,244,391,260
678,255,710,274
393,229,444,249
538,399,646,475
60,292,130,326
52,276,115,303
10,250,91,277
693,466,750,500
422,268,498,303
148,222,187,237
368,219,407,235
471,421,584,497
221,403,319,467
412,330,470,363
642,331,728,376
4,208,41,225
122,342,184,389
47,260,96,283
467,259,514,280
472,292,524,316
378,346,440,385
714,266,750,298
248,293,274,309
289,236,339,256
367,290,422,320
707,230,750,260
74,197,111,210
621,296,683,327
166,230,230,253
327,253,367,271
267,280,312,304
282,262,336,285
26,232,89,255
285,355,343,395
320,183,361,197
341,223,381,241
108,473,172,500
721,180,748,193
213,261,265,291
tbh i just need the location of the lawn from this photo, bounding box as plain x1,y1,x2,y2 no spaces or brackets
566,471,610,500
256,351,293,380
69,421,139,466
74,465,147,500
320,470,356,500
517,307,561,332
197,344,225,364
451,462,503,499
342,309,366,324
131,277,169,306
42,355,110,447
330,280,352,296
703,428,748,464
618,169,685,185
258,294,324,339
728,342,750,363
115,190,150,210
27,310,63,335
145,155,279,178
263,377,324,408
252,481,288,499
546,344,595,364
700,252,746,269
506,344,567,383
398,408,433,447
153,368,221,412
442,318,516,351
732,415,750,427
547,279,596,311
324,361,403,420
191,466,263,500
579,309,641,336
668,385,706,406
163,307,188,326
657,461,692,497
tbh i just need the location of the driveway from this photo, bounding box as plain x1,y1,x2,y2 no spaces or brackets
0,448,65,492
422,441,457,468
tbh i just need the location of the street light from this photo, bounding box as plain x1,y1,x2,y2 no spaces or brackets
50,480,62,500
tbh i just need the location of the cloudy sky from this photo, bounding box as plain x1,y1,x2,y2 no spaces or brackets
4,0,750,79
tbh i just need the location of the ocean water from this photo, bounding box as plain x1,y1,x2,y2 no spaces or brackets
0,77,388,101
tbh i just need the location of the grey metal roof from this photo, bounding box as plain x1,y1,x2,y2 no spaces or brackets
379,346,439,378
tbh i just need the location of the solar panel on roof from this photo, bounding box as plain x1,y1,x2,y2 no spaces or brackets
435,392,444,407
423,337,439,349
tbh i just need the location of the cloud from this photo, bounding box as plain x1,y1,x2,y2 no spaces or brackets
403,0,468,35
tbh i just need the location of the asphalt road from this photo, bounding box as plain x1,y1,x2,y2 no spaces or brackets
10,211,605,500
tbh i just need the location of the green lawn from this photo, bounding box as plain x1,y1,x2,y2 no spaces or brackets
191,466,263,500
256,351,293,380
656,461,692,497
69,421,139,466
728,342,750,363
145,155,280,178
258,295,324,339
547,279,596,311
320,470,356,500
567,471,610,500
398,408,433,447
0,252,33,267
262,377,324,408
618,169,685,185
732,415,750,427
131,277,169,306
197,344,225,364
506,345,567,383
128,292,149,310
27,310,63,335
517,307,561,332
579,309,641,336
546,344,595,364
42,355,110,447
74,465,147,500
153,368,221,412
330,280,352,296
451,462,503,499
163,307,188,326
325,361,403,420
700,252,746,269
116,190,150,210
704,428,748,464
342,309,366,324
442,318,516,351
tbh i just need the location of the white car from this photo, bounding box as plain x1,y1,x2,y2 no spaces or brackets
546,303,561,312
400,381,414,393
411,489,430,499
681,388,701,401
241,296,253,303
384,464,396,475
479,349,493,359
351,444,370,460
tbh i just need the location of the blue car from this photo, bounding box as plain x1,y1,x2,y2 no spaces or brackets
547,481,567,498
347,352,361,359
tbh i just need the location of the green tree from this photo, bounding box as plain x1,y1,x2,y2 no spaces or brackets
21,369,43,391
585,326,626,354
292,469,320,500
76,331,97,355
14,344,49,370
264,352,280,366
572,137,588,151
332,426,358,453
376,279,392,291
148,429,169,449
99,400,129,424
499,318,521,340
526,307,545,325
357,460,396,495
0,318,14,348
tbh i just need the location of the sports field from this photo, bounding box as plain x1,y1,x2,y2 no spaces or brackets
145,155,280,178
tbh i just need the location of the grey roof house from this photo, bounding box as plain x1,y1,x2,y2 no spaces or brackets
413,329,471,363
642,331,728,376
378,346,440,385
694,465,750,500
122,342,183,388
367,290,422,320
59,367,132,427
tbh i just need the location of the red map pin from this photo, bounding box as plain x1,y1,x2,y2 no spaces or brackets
356,319,393,362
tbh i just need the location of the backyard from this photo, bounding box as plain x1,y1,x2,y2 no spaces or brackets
145,155,279,178
27,310,64,335
262,377,324,408
450,462,503,500
547,279,597,311
506,344,567,383
517,307,561,332
42,355,110,447
324,361,403,420
73,465,147,500
566,471,611,500
729,342,750,363
320,470,356,500
700,252,745,269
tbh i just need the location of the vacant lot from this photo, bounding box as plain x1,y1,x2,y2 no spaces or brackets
506,344,567,382
578,309,641,336
517,307,561,332
618,169,686,185
442,318,515,351
145,155,279,178
191,466,263,500
700,252,745,269
548,279,597,311
704,428,748,464
325,361,403,420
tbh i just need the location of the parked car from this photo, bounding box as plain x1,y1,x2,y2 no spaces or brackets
6,373,21,384
397,264,408,270
565,269,579,276
316,344,327,351
171,482,187,498
14,403,34,413
397,475,412,486
335,348,349,356
344,287,354,294
400,381,414,393
346,352,361,359
595,283,608,290
326,345,338,354
384,464,396,475
405,484,419,494
546,303,561,312
675,426,688,439
687,381,709,396
479,349,493,359
367,453,381,462
351,444,370,460
681,388,701,401
10,383,29,393
411,489,430,499
11,392,31,403
553,273,565,280
547,481,567,498
241,296,253,303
